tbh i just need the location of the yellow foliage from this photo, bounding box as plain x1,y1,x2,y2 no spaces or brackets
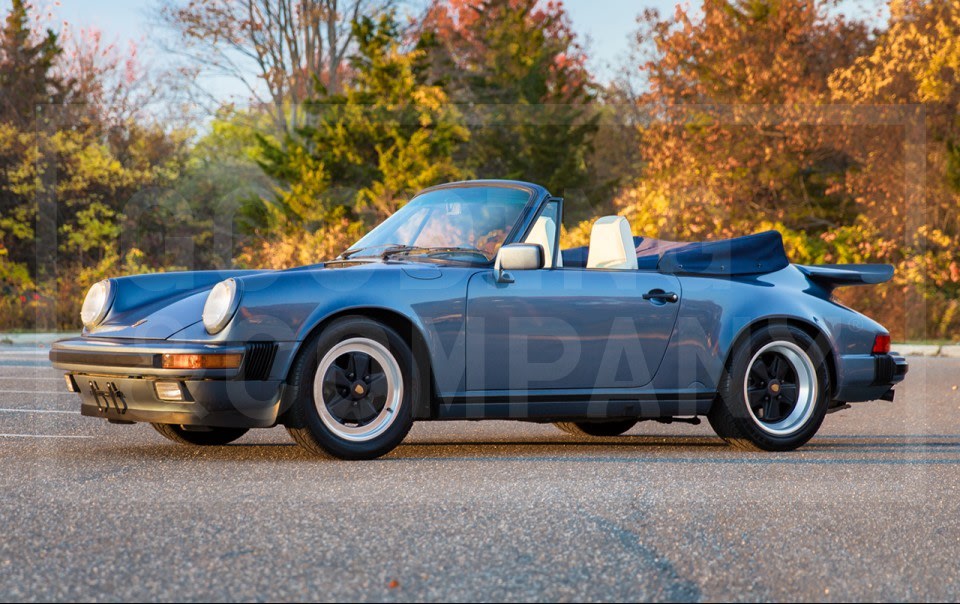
235,220,367,270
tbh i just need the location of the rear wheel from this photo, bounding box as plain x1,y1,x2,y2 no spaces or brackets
283,317,418,460
554,420,638,437
151,423,248,446
708,324,829,451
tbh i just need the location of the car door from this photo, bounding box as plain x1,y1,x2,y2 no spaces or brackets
465,267,682,393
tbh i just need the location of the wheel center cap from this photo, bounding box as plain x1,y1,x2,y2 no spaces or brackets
768,381,781,394
352,382,367,398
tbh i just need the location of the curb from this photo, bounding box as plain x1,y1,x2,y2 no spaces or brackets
892,344,960,358
893,344,942,357
0,332,66,348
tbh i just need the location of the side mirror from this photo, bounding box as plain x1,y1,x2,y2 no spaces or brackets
494,243,545,283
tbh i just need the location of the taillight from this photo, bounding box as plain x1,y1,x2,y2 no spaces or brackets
872,334,891,355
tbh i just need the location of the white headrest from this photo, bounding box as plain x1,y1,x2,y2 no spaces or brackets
525,215,561,268
587,216,637,270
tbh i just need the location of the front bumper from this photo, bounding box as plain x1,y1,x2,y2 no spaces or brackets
834,353,908,403
51,337,289,428
73,376,283,428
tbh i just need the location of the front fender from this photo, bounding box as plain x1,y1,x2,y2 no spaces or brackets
169,264,477,396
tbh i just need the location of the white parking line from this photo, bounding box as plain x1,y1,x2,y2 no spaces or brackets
0,365,63,380
0,408,77,414
0,370,53,374
0,433,92,439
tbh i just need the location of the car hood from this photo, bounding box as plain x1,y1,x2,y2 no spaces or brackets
84,270,267,340
83,262,449,340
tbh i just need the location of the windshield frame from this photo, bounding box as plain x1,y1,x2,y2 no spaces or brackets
341,181,544,266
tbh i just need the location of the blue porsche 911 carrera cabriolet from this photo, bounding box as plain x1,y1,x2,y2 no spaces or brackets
51,180,907,458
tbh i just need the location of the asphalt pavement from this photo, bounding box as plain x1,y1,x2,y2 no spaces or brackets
1,348,959,602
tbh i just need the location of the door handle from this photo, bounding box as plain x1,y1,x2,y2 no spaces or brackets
642,290,679,303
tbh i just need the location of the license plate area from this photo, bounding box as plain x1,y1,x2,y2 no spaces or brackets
88,380,128,414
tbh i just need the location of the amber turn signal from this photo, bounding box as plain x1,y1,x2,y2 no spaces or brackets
161,353,243,370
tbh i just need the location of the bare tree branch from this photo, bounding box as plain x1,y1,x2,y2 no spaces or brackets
154,0,397,132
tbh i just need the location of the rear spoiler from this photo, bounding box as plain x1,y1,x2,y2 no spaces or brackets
796,264,894,290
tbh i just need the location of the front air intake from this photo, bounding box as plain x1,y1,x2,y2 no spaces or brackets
243,342,278,381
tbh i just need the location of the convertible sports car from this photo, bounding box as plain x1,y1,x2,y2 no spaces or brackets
51,180,907,458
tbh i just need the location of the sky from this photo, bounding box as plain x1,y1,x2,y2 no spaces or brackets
48,0,677,67
24,0,884,107
45,0,681,92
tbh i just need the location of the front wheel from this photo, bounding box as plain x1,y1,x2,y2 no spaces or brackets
151,423,249,446
283,317,418,460
708,325,830,451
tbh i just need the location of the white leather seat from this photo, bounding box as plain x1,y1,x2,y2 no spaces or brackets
587,216,637,270
524,215,562,268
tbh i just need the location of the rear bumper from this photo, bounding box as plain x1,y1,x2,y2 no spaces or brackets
834,353,908,403
51,337,288,428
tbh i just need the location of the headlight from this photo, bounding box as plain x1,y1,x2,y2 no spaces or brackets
80,279,114,328
202,279,241,334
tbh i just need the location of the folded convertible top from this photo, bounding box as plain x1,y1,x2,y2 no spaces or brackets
560,230,790,276
653,230,789,275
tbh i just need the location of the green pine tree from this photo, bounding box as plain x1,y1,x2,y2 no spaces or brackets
0,0,70,127
257,12,469,232
422,0,600,202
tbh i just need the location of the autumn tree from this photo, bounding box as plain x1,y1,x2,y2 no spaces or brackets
829,0,960,337
420,0,600,203
0,0,69,279
618,0,872,241
0,1,197,329
57,27,165,131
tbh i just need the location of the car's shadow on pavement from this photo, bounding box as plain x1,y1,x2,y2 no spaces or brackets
86,433,960,464
92,435,727,462
388,435,960,463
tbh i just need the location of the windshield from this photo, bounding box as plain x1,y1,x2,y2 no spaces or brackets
344,185,532,262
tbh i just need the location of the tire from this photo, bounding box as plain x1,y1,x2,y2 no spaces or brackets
708,324,830,452
283,316,418,460
151,423,249,446
554,420,638,437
